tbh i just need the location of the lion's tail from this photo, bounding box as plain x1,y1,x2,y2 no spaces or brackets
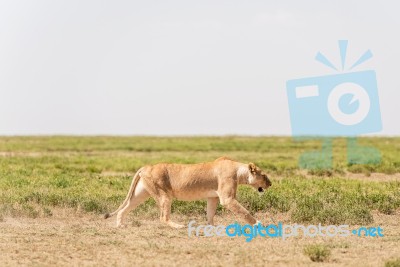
104,167,144,219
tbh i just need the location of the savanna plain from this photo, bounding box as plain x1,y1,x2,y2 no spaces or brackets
0,136,399,267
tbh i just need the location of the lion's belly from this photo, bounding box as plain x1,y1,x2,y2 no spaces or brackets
173,190,219,201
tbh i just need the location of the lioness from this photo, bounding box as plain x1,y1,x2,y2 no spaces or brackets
104,157,271,228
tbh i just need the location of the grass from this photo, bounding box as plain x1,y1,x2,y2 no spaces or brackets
385,258,400,267
303,244,331,262
0,136,400,224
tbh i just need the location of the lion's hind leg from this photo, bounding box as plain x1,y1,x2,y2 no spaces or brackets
157,195,185,229
116,180,150,228
207,197,219,225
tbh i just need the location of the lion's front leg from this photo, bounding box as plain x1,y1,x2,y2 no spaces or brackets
220,197,257,225
218,180,257,225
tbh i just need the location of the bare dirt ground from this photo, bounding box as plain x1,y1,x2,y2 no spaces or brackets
1,210,399,267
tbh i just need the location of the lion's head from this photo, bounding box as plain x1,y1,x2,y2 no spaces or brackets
248,162,272,193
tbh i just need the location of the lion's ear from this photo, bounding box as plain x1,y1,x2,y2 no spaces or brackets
249,162,257,173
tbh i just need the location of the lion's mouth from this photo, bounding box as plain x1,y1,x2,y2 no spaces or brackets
258,187,264,193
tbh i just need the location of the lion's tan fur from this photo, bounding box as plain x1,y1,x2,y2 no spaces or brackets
105,157,271,228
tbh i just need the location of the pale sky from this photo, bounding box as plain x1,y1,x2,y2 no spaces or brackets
1,1,399,135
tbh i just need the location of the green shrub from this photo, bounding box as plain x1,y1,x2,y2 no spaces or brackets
303,244,331,262
385,258,400,267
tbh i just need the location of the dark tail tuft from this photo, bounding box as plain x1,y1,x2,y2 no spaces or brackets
104,213,111,219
